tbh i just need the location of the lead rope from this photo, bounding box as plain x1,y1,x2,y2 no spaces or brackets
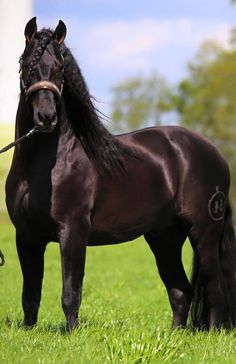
0,126,39,266
0,126,38,154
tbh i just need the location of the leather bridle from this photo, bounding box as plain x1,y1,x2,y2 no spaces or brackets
24,80,63,101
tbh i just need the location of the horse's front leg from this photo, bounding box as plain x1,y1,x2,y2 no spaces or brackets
16,232,46,327
59,221,89,331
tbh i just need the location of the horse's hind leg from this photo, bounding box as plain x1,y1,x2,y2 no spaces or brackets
145,226,193,328
16,232,46,327
189,222,225,330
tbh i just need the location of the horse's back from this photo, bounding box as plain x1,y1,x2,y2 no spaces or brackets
119,125,229,185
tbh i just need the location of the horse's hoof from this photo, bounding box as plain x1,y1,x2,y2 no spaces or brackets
66,318,78,333
23,320,37,330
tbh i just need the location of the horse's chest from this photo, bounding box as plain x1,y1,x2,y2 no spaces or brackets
14,176,53,227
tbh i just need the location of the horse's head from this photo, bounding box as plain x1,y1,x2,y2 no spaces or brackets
20,17,66,132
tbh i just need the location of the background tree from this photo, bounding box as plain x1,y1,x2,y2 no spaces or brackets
110,72,174,133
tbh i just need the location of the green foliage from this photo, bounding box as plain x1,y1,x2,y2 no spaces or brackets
1,221,236,363
176,41,236,139
111,72,174,133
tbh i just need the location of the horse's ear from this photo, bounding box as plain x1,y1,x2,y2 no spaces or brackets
24,17,37,42
53,20,67,44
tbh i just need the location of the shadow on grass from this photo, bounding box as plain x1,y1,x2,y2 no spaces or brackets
41,322,69,334
3,315,67,334
2,314,98,335
172,323,236,336
5,315,232,337
2,314,193,334
4,315,22,329
40,317,98,335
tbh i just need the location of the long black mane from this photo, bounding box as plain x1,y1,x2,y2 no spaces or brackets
59,41,130,173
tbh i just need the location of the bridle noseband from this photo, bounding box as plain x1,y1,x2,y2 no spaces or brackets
25,80,63,101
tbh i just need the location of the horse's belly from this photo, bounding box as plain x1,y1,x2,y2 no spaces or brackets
88,202,175,245
88,221,153,245
88,230,148,245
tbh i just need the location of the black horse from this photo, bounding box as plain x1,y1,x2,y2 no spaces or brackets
6,17,236,331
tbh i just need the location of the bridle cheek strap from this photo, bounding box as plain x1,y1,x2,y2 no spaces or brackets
25,80,63,101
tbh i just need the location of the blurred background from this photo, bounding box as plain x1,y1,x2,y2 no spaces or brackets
1,0,236,212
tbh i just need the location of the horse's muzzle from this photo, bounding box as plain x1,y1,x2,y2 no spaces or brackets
34,112,58,133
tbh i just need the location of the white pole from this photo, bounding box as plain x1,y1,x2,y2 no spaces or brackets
0,0,32,123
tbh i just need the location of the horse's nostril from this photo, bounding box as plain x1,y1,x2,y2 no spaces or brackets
37,112,56,122
35,110,57,130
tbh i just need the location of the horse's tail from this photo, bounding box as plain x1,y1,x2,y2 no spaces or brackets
190,201,236,329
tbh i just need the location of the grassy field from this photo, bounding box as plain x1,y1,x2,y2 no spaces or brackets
1,224,236,364
0,124,236,363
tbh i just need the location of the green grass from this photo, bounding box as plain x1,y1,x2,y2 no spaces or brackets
0,221,236,364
